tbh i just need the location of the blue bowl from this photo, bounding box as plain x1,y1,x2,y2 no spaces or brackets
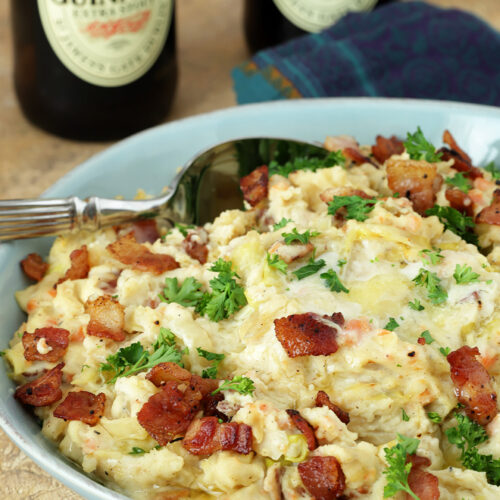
1,98,499,499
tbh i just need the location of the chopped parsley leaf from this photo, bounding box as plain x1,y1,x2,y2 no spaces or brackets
484,161,500,180
402,409,410,422
425,205,478,245
408,299,424,311
419,330,435,344
327,195,378,222
197,348,225,379
413,268,448,305
175,222,195,237
453,264,480,284
383,434,421,500
268,150,346,178
273,217,292,230
129,447,146,455
100,328,184,384
159,277,204,307
293,258,326,280
212,375,255,396
403,127,442,163
267,253,288,274
439,346,451,356
384,317,399,331
427,412,442,423
320,269,349,293
419,248,443,266
282,228,320,245
446,413,500,486
337,258,347,268
445,172,472,193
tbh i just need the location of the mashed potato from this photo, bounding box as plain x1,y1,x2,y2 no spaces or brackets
5,132,500,499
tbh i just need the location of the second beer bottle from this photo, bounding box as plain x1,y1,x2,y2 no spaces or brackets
11,0,178,141
244,0,396,53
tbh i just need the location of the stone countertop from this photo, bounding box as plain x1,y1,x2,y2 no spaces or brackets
0,0,498,498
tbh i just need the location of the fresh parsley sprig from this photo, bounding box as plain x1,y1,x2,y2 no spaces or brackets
425,205,478,245
268,150,346,178
159,260,247,322
293,258,326,280
384,318,399,331
282,228,320,245
211,375,255,396
327,195,378,222
100,328,185,384
175,222,195,237
484,161,500,180
419,248,443,266
445,172,472,193
453,264,480,284
404,127,442,163
273,217,292,231
159,277,204,307
197,348,225,379
408,299,424,311
320,269,349,293
446,413,500,486
383,434,421,500
419,330,434,344
413,268,448,305
267,253,288,274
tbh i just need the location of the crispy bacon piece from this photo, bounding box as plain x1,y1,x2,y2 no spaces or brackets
57,246,90,285
183,416,253,455
343,147,376,167
371,135,404,164
286,409,317,451
476,189,500,226
298,456,346,500
406,455,440,500
183,230,208,264
86,295,125,341
202,392,228,422
447,346,498,425
137,380,203,446
315,391,350,424
445,188,474,217
146,362,220,420
274,313,341,358
438,130,482,180
22,327,69,363
132,219,160,244
107,232,179,275
386,158,443,215
53,391,106,426
240,165,268,207
14,363,64,407
20,253,48,282
443,129,471,164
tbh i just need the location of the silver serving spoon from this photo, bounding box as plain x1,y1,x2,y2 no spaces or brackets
0,138,327,241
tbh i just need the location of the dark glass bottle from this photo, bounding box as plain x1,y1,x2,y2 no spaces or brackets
245,0,396,53
11,0,178,141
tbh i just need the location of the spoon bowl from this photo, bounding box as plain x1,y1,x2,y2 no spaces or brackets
0,138,327,240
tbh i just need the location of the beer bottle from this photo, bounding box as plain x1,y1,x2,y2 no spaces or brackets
244,0,396,53
11,0,178,141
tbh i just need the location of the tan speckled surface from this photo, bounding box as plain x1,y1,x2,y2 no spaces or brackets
0,0,498,498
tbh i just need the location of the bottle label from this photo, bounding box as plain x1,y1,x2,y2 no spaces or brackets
37,0,173,87
273,0,377,33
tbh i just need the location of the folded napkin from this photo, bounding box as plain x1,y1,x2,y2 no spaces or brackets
232,2,500,106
